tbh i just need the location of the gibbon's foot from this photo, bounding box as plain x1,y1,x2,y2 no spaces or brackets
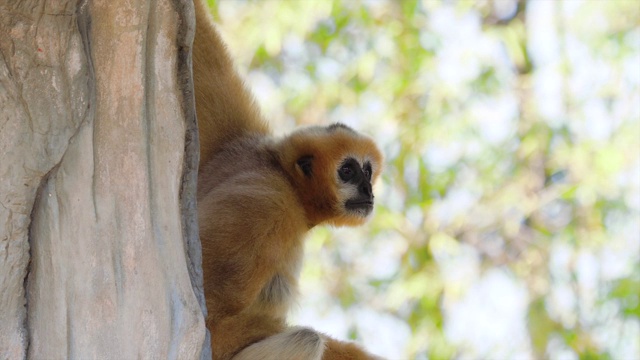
232,327,385,360
321,336,385,360
233,327,325,360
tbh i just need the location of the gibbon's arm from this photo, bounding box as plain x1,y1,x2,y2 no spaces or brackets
193,0,269,169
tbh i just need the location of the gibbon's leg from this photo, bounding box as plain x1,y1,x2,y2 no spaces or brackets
210,313,288,360
232,327,325,360
198,186,281,320
321,336,385,360
199,178,310,359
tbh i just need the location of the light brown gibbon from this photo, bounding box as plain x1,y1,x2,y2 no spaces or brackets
193,1,384,359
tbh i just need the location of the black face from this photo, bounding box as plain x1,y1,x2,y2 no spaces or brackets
338,158,374,213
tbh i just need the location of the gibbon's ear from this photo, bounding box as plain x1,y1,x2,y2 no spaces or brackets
296,156,313,177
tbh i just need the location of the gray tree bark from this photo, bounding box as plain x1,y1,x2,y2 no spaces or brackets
0,0,210,358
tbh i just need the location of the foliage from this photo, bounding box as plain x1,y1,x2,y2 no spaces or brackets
208,0,640,358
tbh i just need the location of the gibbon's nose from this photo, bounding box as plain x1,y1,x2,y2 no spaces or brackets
359,181,373,198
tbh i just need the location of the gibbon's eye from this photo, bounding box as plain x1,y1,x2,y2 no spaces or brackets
339,165,353,180
338,159,358,182
363,162,372,181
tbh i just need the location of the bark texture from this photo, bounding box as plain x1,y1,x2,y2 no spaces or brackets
0,0,209,358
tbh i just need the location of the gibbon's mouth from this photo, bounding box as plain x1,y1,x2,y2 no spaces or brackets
345,199,374,214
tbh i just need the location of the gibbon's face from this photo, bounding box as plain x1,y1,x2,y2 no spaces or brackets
283,123,383,227
336,156,375,217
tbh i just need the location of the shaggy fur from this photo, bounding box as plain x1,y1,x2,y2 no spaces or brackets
194,1,384,359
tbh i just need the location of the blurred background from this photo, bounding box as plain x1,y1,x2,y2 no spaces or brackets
206,0,640,358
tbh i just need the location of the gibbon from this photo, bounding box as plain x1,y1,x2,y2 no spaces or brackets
193,1,384,359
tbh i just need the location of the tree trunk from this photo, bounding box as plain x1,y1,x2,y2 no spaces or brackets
0,0,210,358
